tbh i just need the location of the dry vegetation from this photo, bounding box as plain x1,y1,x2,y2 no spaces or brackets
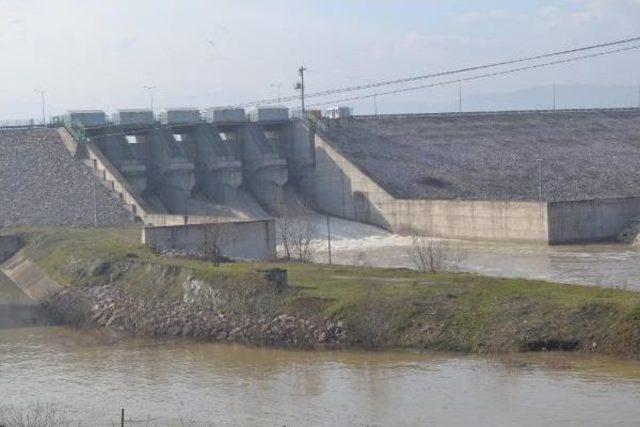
201,223,234,266
0,403,73,427
276,208,317,263
406,235,466,273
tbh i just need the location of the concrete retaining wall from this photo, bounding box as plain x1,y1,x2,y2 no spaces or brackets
393,199,547,242
303,131,640,244
1,252,62,301
85,140,150,219
142,219,276,261
303,133,550,242
547,197,640,244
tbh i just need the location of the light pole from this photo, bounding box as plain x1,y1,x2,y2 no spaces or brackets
373,92,379,116
296,66,307,114
270,84,282,105
93,172,98,227
34,89,46,125
143,85,157,111
326,214,332,265
537,158,543,203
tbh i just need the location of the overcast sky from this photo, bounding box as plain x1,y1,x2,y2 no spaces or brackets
1,0,639,118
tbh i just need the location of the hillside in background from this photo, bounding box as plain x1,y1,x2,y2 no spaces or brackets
450,84,640,113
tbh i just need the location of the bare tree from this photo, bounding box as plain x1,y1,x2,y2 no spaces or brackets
201,223,234,266
407,235,466,273
277,209,317,263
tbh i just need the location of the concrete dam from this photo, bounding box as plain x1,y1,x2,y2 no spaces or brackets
2,106,640,260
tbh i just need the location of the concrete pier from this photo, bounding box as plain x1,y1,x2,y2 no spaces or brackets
140,128,195,213
174,124,243,203
240,123,288,214
92,133,147,194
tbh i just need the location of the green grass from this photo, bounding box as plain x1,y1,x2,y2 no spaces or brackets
13,226,640,355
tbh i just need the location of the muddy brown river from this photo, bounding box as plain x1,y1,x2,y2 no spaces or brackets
1,327,640,426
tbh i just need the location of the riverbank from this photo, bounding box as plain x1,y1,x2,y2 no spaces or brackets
13,227,640,355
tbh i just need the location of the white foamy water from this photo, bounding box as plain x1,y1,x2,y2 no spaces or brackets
303,215,640,290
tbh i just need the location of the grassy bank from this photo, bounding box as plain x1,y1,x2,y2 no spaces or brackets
14,227,640,355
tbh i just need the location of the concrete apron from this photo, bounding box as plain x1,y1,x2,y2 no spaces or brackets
0,252,62,329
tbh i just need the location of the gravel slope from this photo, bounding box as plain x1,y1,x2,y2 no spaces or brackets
0,129,135,226
321,109,640,201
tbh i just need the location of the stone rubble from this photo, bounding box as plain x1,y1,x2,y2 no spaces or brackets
48,285,346,348
618,217,640,247
0,129,135,227
322,110,640,202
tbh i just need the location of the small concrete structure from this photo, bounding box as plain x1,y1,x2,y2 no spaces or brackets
65,110,107,128
547,197,640,244
142,219,276,261
248,107,289,123
160,108,201,126
325,106,352,119
1,252,62,301
112,109,155,127
204,108,246,124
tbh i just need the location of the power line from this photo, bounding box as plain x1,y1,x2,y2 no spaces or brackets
230,36,640,107
305,44,640,108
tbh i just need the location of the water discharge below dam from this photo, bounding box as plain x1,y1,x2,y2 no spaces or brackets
1,327,640,426
309,215,640,290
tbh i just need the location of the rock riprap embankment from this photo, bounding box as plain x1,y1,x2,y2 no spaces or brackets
618,217,640,247
47,285,346,347
0,129,134,226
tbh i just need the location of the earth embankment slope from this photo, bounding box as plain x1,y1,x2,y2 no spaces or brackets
321,109,640,201
0,129,135,227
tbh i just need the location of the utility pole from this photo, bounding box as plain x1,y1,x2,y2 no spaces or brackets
271,84,282,104
373,92,379,116
326,214,332,265
143,85,156,111
297,66,307,114
458,86,462,113
537,158,543,203
34,89,45,125
93,173,98,227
